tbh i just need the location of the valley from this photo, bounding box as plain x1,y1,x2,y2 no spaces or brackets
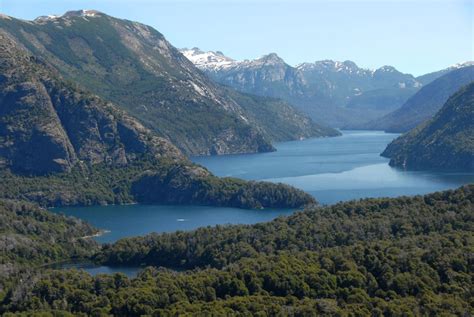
0,5,472,316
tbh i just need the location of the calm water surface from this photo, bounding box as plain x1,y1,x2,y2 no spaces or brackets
53,130,474,276
194,130,474,203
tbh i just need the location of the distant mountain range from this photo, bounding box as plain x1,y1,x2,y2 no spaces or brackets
363,66,474,132
182,48,425,127
382,82,474,171
0,11,335,156
182,48,473,129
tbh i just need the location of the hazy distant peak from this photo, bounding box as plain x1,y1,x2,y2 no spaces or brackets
376,65,398,73
449,61,474,70
296,59,373,75
257,52,285,64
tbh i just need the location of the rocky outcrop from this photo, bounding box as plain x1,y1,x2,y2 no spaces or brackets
0,32,183,175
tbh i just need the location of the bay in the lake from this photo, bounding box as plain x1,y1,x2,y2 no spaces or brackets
52,130,474,276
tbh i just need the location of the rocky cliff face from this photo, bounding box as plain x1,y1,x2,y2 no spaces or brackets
0,32,182,174
382,82,474,171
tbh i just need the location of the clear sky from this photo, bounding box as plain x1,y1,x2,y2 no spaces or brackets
0,0,472,75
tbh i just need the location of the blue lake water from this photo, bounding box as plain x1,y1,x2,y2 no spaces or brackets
52,130,474,276
193,130,474,204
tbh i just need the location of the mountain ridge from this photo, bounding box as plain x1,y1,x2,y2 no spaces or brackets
381,82,474,171
0,11,337,156
361,66,474,132
181,48,424,127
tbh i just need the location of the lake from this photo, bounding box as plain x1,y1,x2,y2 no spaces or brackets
53,130,474,276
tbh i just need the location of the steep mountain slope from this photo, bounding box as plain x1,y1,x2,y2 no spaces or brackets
0,31,183,175
0,32,315,209
0,11,294,155
363,66,474,132
222,87,340,141
381,82,474,171
182,48,423,127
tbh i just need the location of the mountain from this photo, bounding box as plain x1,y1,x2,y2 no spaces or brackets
381,82,474,171
297,61,421,108
0,11,336,156
416,61,474,85
363,66,474,132
0,31,183,175
0,31,315,209
182,48,423,127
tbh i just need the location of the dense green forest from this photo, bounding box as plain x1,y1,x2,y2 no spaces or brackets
0,158,315,209
0,200,99,304
1,186,472,315
382,82,474,171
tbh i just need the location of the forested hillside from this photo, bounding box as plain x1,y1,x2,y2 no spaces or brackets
0,32,315,210
382,82,474,171
1,186,472,315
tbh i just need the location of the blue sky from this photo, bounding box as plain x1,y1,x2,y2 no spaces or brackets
1,0,472,75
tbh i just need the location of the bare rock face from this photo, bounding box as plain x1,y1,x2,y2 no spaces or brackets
0,32,183,175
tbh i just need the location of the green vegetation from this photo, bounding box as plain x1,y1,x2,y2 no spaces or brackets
0,157,315,209
0,200,99,303
1,186,471,315
0,32,315,210
382,82,474,171
226,88,341,141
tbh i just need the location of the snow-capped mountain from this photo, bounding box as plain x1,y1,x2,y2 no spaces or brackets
181,48,308,99
181,48,426,127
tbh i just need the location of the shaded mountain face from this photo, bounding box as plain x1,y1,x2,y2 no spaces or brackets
0,11,282,155
382,82,474,171
416,61,474,85
182,48,423,127
363,66,474,132
0,32,182,175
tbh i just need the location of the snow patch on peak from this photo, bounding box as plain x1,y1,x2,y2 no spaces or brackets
0,14,13,20
181,47,237,71
297,59,372,75
34,10,103,22
34,14,60,22
63,10,103,18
